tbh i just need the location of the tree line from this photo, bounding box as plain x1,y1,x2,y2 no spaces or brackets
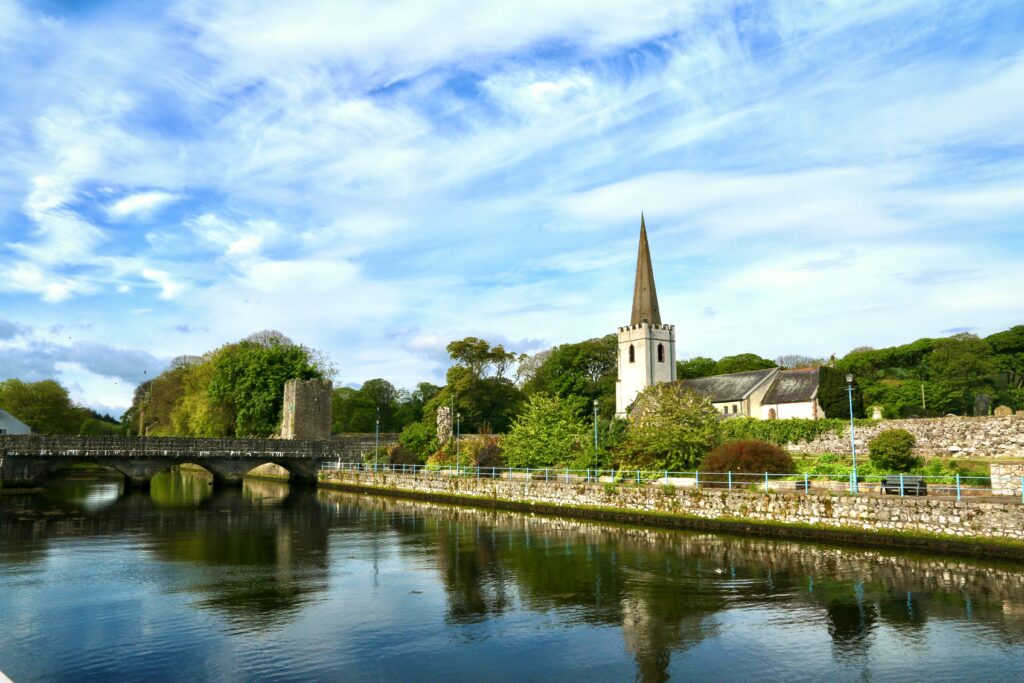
2,325,1020,447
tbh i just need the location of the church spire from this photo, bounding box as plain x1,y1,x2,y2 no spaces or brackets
630,213,661,325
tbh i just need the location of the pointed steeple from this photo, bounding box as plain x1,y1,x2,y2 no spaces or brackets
630,213,661,326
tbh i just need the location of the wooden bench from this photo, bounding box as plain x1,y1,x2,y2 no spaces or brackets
880,475,927,496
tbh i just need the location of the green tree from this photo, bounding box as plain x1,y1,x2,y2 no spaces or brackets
208,337,325,436
393,382,441,428
426,337,525,433
622,384,721,471
676,356,717,379
923,333,996,412
714,353,776,375
0,379,81,434
501,394,594,468
523,335,617,417
987,325,1024,393
169,353,234,437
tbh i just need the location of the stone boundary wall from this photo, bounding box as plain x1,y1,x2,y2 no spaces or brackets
0,434,397,462
319,469,1024,548
788,415,1024,457
991,461,1024,496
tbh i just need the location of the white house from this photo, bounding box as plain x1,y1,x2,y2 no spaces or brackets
0,409,31,435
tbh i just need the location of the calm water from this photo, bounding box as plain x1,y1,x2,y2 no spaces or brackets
2,472,1024,682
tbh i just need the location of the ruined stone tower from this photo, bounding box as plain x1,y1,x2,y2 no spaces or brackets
280,378,333,440
615,215,676,417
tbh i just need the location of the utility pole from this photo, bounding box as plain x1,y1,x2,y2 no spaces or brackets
921,383,926,411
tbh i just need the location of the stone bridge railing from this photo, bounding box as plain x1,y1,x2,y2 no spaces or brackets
0,433,399,460
0,433,399,488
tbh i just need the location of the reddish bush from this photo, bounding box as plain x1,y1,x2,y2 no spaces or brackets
699,439,794,481
386,444,421,465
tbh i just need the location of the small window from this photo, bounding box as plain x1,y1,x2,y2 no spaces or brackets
722,406,728,414
732,405,738,414
0,428,6,435
657,343,665,362
628,345,635,363
768,408,777,420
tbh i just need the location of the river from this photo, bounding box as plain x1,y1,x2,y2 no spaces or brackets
1,471,1022,682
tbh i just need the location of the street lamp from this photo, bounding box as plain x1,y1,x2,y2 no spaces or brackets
456,412,461,471
593,399,599,451
374,405,380,471
846,373,858,493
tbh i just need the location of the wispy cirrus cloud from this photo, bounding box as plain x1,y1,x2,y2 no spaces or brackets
0,0,1021,411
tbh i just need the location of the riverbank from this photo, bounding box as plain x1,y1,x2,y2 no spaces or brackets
318,469,1024,561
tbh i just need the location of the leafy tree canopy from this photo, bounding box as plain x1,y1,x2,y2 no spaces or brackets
676,356,716,379
622,384,721,471
0,379,120,435
714,353,776,375
501,393,594,469
522,335,617,417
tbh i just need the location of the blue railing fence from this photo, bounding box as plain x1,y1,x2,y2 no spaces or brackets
318,461,1009,503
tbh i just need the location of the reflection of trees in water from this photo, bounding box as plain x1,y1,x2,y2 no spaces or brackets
149,484,331,628
324,492,1024,682
432,522,512,624
0,477,332,629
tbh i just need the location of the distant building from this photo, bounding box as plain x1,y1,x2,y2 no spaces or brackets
0,409,31,435
681,367,825,419
614,218,825,420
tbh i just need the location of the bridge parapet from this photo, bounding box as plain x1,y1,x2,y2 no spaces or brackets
0,434,398,460
0,433,399,489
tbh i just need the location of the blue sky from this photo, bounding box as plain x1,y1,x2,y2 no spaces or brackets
1,0,1022,416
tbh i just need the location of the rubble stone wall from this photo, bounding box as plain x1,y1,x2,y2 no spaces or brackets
788,415,1024,457
319,469,1024,546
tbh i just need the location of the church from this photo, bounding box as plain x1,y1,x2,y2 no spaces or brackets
614,217,826,420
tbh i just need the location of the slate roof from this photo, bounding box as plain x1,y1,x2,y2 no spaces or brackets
0,408,31,434
679,368,778,402
761,367,820,405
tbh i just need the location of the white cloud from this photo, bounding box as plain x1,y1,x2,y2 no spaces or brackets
107,191,180,219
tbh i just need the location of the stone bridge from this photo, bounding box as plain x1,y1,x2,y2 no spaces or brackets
0,434,398,489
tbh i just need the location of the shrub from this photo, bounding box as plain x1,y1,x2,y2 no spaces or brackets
462,434,504,468
868,429,919,472
398,421,437,461
700,440,795,483
386,444,421,466
473,438,504,469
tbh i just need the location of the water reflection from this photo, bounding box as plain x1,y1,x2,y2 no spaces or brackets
150,468,213,506
2,475,1024,682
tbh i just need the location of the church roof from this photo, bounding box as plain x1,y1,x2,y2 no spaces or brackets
680,368,778,402
630,214,661,326
762,367,820,405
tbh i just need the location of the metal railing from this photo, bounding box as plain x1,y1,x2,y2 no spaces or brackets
319,461,1015,503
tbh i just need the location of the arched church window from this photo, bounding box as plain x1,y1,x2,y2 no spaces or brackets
657,343,665,362
768,408,777,420
628,345,635,363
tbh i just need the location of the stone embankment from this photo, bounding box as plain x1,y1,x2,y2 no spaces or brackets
788,415,1024,457
319,469,1024,557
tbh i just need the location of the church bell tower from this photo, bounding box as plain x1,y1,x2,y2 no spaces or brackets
615,215,676,417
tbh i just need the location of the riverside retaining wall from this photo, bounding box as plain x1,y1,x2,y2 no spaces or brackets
788,415,1024,457
319,469,1024,550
